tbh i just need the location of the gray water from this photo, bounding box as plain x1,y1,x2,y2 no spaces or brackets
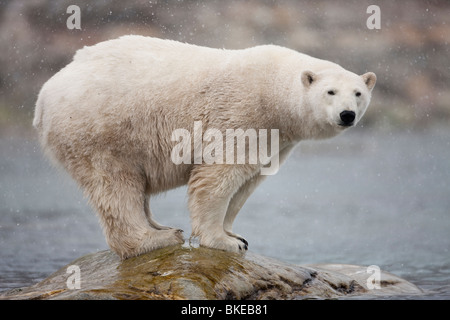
1,126,449,299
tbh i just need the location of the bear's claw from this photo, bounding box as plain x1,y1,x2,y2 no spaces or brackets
237,237,248,250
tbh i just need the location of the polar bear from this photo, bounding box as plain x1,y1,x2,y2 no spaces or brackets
33,36,376,259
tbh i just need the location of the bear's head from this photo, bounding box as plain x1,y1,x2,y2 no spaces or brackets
301,69,376,138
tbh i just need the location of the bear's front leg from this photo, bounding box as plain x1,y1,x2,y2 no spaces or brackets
187,164,259,252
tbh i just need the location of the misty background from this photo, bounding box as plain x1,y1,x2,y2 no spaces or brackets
0,0,449,298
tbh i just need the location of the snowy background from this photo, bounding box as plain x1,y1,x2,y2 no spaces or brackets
1,0,450,132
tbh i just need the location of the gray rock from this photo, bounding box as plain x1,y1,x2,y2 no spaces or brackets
0,246,422,300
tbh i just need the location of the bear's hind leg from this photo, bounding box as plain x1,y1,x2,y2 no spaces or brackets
83,170,184,259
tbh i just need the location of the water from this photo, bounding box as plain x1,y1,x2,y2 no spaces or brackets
1,126,449,299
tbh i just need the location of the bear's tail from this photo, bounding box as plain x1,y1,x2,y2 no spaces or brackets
32,89,45,132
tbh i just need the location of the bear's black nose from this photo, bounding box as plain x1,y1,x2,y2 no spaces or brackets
340,110,356,126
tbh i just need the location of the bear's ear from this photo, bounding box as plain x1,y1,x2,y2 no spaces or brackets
361,72,377,91
301,71,317,88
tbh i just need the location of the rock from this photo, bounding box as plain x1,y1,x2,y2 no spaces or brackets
0,246,422,300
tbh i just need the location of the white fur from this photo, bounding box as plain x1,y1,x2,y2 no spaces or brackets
33,36,376,259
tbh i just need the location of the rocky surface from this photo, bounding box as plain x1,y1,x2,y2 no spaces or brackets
0,246,422,300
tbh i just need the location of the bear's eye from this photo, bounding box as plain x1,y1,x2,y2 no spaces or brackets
327,90,335,96
355,92,361,97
